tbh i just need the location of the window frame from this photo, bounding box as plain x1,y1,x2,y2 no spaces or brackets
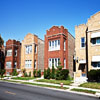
80,37,85,48
49,40,60,51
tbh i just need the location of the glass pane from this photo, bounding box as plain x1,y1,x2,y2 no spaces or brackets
55,58,57,67
52,59,54,66
82,43,85,47
92,62,97,67
55,40,57,47
98,62,100,67
91,38,96,44
58,40,60,45
96,38,100,44
49,41,51,46
52,41,54,46
81,38,85,43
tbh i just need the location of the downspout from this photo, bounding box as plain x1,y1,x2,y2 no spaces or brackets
86,28,88,79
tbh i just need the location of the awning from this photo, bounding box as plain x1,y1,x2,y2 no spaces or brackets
91,32,100,38
79,60,86,64
92,56,100,62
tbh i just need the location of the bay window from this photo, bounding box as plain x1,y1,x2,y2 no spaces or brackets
7,50,12,56
25,45,32,54
49,40,60,51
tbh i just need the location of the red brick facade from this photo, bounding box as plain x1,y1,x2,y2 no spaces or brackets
44,26,69,69
5,39,21,75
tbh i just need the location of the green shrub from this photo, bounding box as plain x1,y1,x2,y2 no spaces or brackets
46,68,51,79
33,69,37,77
37,70,41,77
29,71,31,77
56,65,62,80
51,65,55,79
61,69,69,80
88,69,100,82
44,69,47,79
12,69,18,76
0,69,5,78
24,72,28,77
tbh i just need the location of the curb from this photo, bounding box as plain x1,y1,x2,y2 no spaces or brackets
0,80,98,98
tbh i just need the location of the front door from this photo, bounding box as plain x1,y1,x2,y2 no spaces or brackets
79,64,86,77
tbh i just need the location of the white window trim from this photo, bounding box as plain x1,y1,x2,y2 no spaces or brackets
92,67,100,69
49,40,60,51
6,62,12,69
7,49,12,57
48,58,60,69
25,45,32,54
25,60,32,68
64,58,66,69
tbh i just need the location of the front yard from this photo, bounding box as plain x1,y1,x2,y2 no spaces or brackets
12,77,35,80
80,82,100,89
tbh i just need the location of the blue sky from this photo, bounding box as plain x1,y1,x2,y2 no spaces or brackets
0,0,100,44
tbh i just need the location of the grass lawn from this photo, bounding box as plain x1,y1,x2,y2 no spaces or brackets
71,88,96,94
36,79,72,85
2,80,69,90
80,82,100,89
12,77,35,80
22,82,69,89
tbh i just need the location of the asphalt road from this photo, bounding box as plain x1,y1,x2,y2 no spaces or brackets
0,81,98,100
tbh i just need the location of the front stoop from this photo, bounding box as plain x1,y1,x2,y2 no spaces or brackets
72,77,88,86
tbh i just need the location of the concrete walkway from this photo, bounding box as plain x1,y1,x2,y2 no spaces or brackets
1,77,100,98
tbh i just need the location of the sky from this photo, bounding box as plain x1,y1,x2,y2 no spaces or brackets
0,0,100,45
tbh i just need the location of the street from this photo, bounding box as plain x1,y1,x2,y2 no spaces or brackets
0,81,98,100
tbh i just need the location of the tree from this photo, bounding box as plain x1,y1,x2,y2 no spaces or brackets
0,69,5,79
51,65,55,79
12,69,18,76
0,35,4,48
56,65,62,80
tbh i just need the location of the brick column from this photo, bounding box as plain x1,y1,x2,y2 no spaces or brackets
60,35,64,67
44,36,48,69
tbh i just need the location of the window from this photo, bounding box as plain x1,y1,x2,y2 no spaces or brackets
7,50,12,56
15,50,17,56
14,62,17,69
55,40,57,47
6,62,11,68
25,60,32,68
64,58,66,69
64,40,66,51
92,62,100,69
91,38,100,45
49,58,60,68
58,40,60,45
49,40,60,51
81,37,85,48
34,44,37,53
52,41,54,48
25,45,32,54
34,60,37,69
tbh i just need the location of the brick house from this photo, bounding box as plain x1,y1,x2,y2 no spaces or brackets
21,33,44,76
5,39,21,75
75,11,100,82
44,26,75,76
0,35,5,69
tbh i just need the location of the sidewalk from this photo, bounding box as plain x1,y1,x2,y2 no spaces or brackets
1,77,100,98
